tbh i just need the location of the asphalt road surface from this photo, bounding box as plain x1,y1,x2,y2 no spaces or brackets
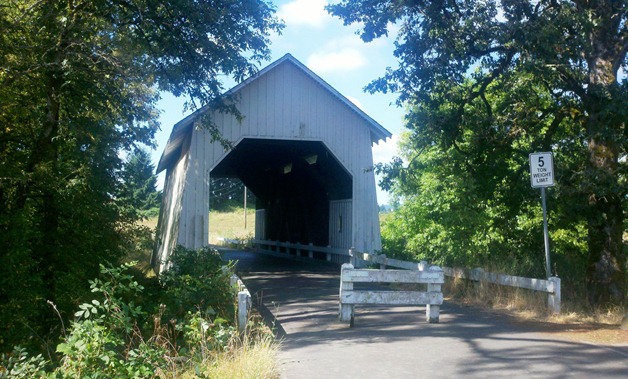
219,248,628,379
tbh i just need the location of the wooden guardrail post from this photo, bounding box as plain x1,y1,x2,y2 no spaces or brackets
379,254,387,270
339,263,355,326
229,272,251,332
425,265,443,323
548,276,561,314
237,290,251,332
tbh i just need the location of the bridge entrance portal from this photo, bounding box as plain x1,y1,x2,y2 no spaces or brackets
211,138,352,247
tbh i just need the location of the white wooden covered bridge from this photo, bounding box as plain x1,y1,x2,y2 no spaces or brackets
151,54,391,274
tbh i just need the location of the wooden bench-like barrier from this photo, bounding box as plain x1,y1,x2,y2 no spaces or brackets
339,263,444,326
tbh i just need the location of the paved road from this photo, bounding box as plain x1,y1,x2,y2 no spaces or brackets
220,249,628,379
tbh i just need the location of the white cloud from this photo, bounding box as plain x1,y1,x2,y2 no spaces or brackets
277,0,330,28
346,95,365,110
306,48,367,73
372,133,399,165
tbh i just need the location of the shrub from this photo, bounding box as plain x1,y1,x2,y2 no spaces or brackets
2,246,279,378
158,246,235,323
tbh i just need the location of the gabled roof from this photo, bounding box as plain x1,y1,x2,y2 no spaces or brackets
157,53,392,173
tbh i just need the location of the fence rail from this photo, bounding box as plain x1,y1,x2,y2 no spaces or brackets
252,239,350,263
251,241,561,314
355,252,561,314
339,263,444,326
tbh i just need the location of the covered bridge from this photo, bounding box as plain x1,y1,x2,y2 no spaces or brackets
152,54,391,274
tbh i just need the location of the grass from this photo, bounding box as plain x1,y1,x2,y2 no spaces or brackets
444,276,626,326
139,207,257,245
139,214,159,230
173,313,280,379
183,329,280,379
209,207,256,244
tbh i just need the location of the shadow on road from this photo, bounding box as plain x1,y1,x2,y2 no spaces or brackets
220,248,628,378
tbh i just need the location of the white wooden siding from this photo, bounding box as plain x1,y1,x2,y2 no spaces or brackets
329,200,352,249
152,152,189,273
154,55,385,272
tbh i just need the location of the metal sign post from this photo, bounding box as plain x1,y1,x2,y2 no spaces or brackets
529,152,555,278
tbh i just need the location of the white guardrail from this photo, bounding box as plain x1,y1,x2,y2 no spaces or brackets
339,263,444,327
251,240,561,314
252,239,351,263
356,252,561,315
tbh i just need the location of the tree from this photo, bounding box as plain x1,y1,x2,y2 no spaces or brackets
0,0,282,352
121,148,161,215
210,177,256,211
328,0,627,304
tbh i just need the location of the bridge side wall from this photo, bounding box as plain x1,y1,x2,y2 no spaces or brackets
329,199,352,249
152,135,191,273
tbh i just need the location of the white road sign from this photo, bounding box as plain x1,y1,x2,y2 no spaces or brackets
529,152,555,187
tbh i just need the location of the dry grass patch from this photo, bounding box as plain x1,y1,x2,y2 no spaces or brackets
139,215,159,230
179,318,281,379
445,275,625,325
444,276,628,345
196,337,280,379
209,208,256,245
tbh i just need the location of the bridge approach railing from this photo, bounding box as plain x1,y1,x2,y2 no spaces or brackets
251,240,561,314
355,252,561,314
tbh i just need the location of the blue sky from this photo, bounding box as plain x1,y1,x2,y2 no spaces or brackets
151,0,406,205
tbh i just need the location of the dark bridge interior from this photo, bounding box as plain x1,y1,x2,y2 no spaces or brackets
211,138,352,246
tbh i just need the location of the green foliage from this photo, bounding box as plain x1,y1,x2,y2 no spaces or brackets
1,248,270,378
181,312,236,363
53,262,166,379
0,346,47,379
0,0,283,353
120,149,162,216
159,246,235,322
330,0,627,305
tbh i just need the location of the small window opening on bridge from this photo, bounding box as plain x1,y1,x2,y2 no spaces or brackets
305,154,318,165
339,214,343,234
283,163,292,174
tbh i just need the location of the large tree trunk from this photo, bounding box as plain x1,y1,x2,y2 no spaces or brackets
585,136,624,303
583,5,626,304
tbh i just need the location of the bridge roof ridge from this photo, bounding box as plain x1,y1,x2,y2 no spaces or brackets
157,53,392,174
